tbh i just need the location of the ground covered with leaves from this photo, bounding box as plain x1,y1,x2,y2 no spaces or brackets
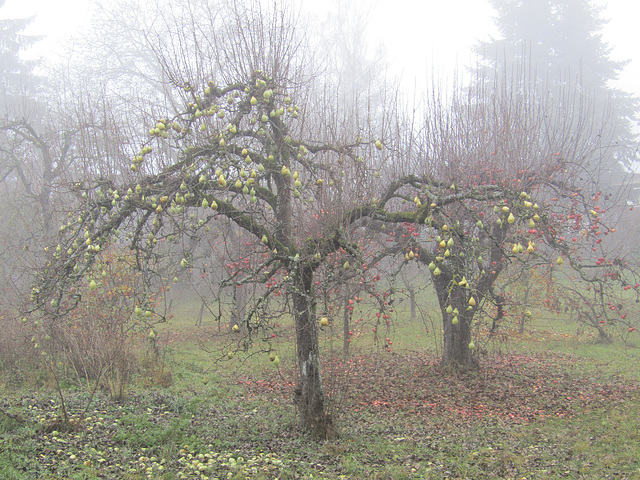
1,351,639,479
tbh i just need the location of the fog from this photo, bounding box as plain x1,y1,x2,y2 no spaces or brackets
3,0,639,99
2,1,640,466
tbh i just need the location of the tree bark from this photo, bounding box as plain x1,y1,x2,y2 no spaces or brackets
435,275,477,369
229,285,247,332
293,263,329,435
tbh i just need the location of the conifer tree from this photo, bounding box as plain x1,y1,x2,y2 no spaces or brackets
473,0,638,172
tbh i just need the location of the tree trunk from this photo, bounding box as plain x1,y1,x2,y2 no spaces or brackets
435,276,477,369
343,288,350,356
519,275,532,335
408,286,416,321
197,300,205,327
596,325,613,344
293,263,329,436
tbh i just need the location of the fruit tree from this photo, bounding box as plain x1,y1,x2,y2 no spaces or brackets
29,68,392,436
353,76,638,368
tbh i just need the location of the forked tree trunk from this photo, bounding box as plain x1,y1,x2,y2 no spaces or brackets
293,263,329,435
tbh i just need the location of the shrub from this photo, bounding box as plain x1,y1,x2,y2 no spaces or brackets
32,247,166,401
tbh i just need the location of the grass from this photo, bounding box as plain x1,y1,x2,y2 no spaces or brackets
2,292,640,479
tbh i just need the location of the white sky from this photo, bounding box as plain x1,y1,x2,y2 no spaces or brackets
2,0,639,99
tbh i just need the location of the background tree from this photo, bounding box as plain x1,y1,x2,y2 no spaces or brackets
473,0,638,177
0,0,39,116
0,3,47,308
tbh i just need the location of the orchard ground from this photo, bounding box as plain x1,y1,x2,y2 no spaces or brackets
1,291,640,479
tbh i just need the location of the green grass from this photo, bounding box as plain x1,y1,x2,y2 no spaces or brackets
2,292,640,479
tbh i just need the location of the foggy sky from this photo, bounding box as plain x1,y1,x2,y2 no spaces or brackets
2,0,639,101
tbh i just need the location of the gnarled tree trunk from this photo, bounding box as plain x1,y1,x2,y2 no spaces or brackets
293,263,329,435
